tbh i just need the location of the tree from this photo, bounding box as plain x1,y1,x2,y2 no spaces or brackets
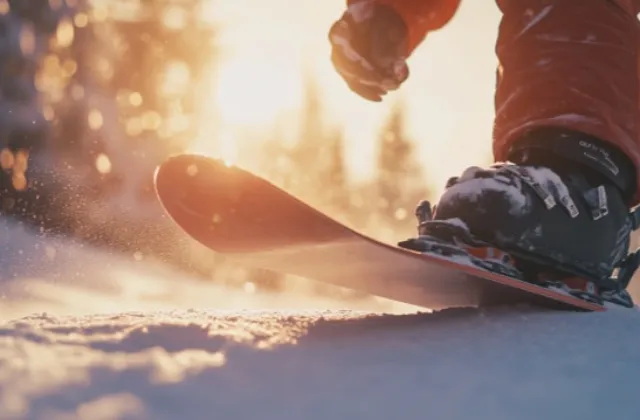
263,74,351,217
373,100,429,240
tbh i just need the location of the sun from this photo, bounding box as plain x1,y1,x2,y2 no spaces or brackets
214,50,303,126
188,47,305,164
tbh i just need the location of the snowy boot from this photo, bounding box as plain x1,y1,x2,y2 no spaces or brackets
399,129,640,308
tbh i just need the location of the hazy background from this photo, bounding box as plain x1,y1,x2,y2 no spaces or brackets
192,0,500,191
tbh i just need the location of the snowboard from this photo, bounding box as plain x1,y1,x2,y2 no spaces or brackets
154,153,607,312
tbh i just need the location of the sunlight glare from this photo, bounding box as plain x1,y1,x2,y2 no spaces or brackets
188,0,501,195
214,52,302,126
218,130,238,166
188,126,238,166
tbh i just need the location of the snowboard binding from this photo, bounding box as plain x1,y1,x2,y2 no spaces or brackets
398,201,525,281
399,200,639,309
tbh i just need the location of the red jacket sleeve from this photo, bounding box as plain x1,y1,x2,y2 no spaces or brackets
348,0,461,55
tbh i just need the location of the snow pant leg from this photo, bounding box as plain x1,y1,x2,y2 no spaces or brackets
492,0,640,203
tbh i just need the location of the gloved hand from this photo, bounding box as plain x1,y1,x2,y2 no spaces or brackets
329,1,410,102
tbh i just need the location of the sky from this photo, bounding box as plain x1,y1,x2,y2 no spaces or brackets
193,1,502,197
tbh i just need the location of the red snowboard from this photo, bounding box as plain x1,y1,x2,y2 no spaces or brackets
154,153,606,312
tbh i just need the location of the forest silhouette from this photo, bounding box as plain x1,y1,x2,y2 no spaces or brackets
0,0,433,297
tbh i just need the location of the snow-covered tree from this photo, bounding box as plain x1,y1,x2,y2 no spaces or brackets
373,101,429,240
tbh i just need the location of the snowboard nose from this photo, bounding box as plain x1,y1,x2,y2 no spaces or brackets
154,154,351,253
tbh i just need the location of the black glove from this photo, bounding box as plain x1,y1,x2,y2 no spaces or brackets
329,1,410,102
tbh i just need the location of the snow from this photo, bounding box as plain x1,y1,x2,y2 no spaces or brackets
438,165,528,215
1,219,640,420
517,6,553,39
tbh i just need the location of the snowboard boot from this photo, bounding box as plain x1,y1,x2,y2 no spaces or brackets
399,129,640,308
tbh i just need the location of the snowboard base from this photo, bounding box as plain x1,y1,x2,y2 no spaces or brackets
154,154,608,312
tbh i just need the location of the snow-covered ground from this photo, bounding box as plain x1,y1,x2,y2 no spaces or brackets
1,219,640,420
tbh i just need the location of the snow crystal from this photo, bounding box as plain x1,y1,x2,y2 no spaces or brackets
439,172,528,216
347,2,374,22
516,5,553,39
523,166,577,216
439,217,469,231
